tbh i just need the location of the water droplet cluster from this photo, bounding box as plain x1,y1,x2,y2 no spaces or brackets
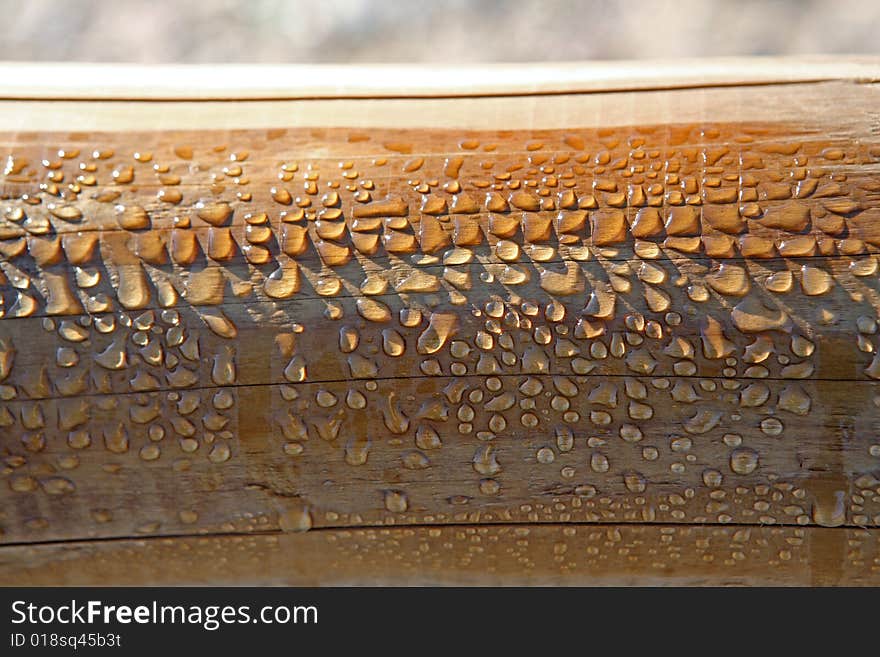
0,123,879,548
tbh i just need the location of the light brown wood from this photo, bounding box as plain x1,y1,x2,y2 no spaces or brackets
0,57,876,100
1,58,880,585
3,525,876,586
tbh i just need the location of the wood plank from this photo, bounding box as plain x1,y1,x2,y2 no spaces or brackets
2,371,880,543
1,524,877,586
0,76,877,132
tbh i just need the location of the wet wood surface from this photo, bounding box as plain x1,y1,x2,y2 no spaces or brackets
1,59,880,585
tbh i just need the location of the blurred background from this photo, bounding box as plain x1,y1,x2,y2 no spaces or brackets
2,0,878,63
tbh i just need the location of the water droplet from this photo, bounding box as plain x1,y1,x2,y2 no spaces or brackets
811,489,846,528
730,448,759,475
800,264,832,296
356,298,392,323
417,312,458,354
473,444,501,475
344,435,371,466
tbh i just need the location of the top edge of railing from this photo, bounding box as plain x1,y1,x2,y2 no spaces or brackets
0,56,877,101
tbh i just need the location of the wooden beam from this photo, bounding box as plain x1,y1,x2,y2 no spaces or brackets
1,58,879,584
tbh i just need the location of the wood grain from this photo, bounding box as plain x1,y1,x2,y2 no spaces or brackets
3,525,877,586
1,59,880,585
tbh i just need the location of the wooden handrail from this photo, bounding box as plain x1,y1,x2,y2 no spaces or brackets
0,58,879,585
